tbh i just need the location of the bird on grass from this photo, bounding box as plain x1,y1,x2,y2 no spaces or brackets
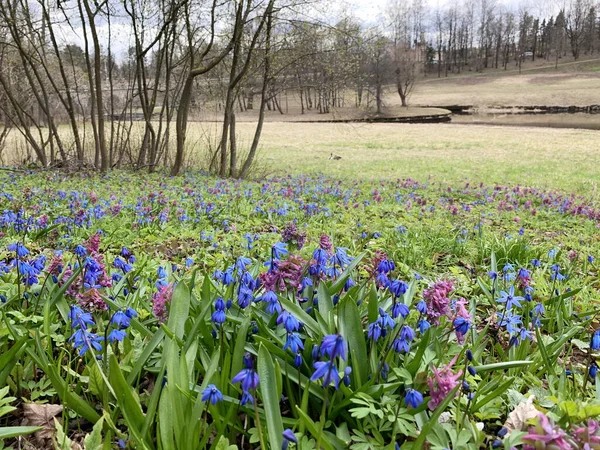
329,153,342,160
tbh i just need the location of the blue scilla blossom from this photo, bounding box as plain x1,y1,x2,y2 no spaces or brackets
311,361,340,389
548,248,558,259
319,334,347,360
272,242,288,260
533,303,545,316
343,367,352,387
8,243,30,258
261,290,281,315
488,271,498,280
378,308,396,330
283,332,304,354
69,305,95,329
530,259,541,267
392,337,410,353
112,273,122,283
502,271,515,282
125,307,138,319
496,286,524,310
157,266,167,279
416,300,427,314
237,286,253,309
185,257,194,268
212,298,226,325
588,255,595,263
390,280,408,297
277,310,300,332
114,257,133,273
454,317,470,335
497,311,522,334
551,269,565,282
418,319,430,334
32,256,46,272
590,363,598,379
201,384,223,405
282,429,297,446
404,389,424,408
376,272,390,288
222,267,235,286
70,329,103,356
232,368,260,393
377,259,395,274
241,272,257,290
240,391,254,406
368,321,383,341
400,324,415,342
235,256,252,272
591,330,600,351
344,277,355,291
313,248,328,265
524,286,534,301
391,302,410,319
502,263,514,273
331,247,351,268
212,270,224,282
18,261,39,286
111,311,131,329
74,245,87,257
108,329,127,343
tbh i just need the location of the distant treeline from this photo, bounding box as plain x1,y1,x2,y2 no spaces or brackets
0,0,596,176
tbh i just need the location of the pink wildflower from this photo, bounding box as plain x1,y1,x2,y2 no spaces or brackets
77,288,108,312
427,354,463,410
319,234,333,254
152,284,174,323
522,414,574,450
423,280,454,325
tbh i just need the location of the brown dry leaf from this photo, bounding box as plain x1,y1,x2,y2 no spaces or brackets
504,395,539,433
22,403,63,445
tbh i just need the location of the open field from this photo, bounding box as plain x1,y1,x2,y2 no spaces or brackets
226,122,600,193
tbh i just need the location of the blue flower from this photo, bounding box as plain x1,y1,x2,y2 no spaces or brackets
453,317,470,335
331,247,351,268
262,290,281,315
311,361,340,389
404,389,424,408
378,308,395,330
591,330,600,351
70,329,103,356
272,242,288,260
232,368,260,392
392,337,410,353
201,384,223,405
391,302,410,319
530,259,541,267
368,322,383,341
125,307,138,319
108,329,127,343
111,311,131,329
418,319,430,333
416,300,427,314
319,334,347,360
496,286,524,310
240,392,254,406
8,243,29,258
283,333,304,354
237,286,253,308
377,259,395,274
282,428,298,449
497,311,522,334
69,306,95,329
277,310,300,332
390,280,408,297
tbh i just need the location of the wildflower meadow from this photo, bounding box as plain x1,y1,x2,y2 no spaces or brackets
1,170,600,449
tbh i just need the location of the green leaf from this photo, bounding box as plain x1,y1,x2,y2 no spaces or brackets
258,344,284,450
473,360,533,373
317,282,334,321
0,426,43,440
0,337,28,386
109,355,152,450
83,416,104,450
339,296,368,384
295,407,334,450
535,326,556,378
54,419,73,450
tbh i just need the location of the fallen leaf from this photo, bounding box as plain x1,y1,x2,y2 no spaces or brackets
504,395,538,433
22,403,63,445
